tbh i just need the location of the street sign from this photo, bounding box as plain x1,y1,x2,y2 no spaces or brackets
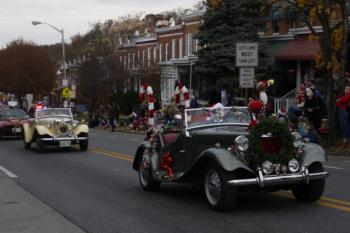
71,84,76,91
62,87,71,98
236,42,259,67
239,68,255,88
26,94,33,101
70,91,76,99
62,79,68,87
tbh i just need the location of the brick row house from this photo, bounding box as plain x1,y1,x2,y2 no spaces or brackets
116,1,350,108
116,9,205,107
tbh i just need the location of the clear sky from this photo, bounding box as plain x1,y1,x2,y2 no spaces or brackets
0,0,200,48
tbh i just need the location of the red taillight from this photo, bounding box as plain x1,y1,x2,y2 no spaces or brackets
36,104,43,110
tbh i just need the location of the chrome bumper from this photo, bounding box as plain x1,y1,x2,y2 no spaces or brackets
40,136,88,142
228,168,329,188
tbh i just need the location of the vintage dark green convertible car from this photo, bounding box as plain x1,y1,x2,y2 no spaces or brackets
132,107,329,211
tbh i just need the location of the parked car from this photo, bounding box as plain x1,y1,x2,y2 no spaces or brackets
23,108,89,152
0,109,29,139
132,107,329,211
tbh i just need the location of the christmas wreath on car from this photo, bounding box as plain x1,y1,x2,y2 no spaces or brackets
249,117,294,164
247,80,294,165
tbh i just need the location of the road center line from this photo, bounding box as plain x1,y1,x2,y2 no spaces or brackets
0,165,18,178
323,165,343,170
89,149,133,162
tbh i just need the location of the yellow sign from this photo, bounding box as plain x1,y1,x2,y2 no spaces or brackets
62,88,71,98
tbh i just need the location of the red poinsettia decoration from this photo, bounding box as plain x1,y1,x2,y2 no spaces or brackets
161,152,174,177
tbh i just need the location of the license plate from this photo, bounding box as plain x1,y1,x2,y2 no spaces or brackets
12,128,22,133
59,141,71,147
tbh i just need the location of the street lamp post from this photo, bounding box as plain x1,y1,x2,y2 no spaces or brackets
32,21,67,106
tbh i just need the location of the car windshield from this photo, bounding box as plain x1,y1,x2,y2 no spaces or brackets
36,108,72,119
0,109,29,119
185,107,250,129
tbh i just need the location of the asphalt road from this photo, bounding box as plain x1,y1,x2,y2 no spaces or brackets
0,129,350,233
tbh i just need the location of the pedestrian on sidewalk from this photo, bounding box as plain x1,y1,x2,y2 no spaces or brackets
336,86,350,148
304,88,324,130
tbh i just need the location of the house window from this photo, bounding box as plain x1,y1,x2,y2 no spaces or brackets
148,47,151,67
128,53,131,69
172,39,176,59
132,53,135,69
195,39,199,53
179,38,183,58
153,47,157,64
272,20,280,34
187,33,193,55
159,44,163,62
165,43,169,61
288,19,296,31
137,50,140,67
142,50,145,65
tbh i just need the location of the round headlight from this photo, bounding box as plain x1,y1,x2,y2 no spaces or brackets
292,132,303,148
262,161,274,175
288,159,300,173
234,135,249,152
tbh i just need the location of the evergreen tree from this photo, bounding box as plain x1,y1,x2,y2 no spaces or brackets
196,0,265,89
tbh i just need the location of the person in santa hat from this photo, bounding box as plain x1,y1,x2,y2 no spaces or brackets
255,79,274,114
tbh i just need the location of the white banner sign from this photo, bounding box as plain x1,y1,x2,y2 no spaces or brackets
239,68,255,88
236,43,259,67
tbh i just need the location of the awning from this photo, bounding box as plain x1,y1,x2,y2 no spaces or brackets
275,37,320,61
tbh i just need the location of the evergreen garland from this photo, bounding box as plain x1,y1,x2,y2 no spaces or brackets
248,117,295,164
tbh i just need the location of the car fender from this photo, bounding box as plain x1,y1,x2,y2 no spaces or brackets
73,124,89,135
132,142,148,171
35,125,54,137
300,143,327,167
23,123,35,143
198,148,255,174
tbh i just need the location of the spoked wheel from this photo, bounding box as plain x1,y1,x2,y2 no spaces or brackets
138,155,160,192
292,163,325,202
36,135,45,153
24,141,31,150
80,139,89,151
204,163,237,211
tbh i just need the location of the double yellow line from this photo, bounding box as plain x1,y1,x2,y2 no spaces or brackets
276,191,350,213
89,147,134,162
89,146,350,214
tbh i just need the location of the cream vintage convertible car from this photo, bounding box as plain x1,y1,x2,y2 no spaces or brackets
23,108,89,153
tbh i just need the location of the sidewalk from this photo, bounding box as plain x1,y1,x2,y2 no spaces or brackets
0,172,85,233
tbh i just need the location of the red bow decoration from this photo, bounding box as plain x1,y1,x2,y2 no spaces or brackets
161,152,174,177
248,100,263,114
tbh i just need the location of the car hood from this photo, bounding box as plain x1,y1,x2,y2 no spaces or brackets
0,118,28,126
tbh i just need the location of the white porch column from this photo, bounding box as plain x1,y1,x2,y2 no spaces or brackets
296,60,302,88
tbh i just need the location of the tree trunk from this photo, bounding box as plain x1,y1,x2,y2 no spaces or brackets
338,1,349,92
